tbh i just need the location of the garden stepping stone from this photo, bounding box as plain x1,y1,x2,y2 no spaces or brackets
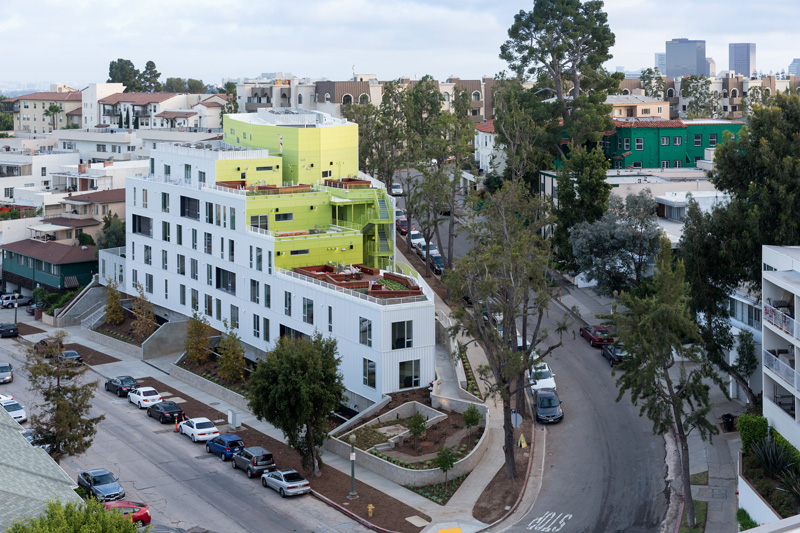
405,516,429,527
375,424,407,437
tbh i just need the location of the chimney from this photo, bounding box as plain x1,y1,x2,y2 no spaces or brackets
78,164,87,174
103,161,113,167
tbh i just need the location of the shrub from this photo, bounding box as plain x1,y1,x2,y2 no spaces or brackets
771,489,794,518
737,508,759,531
752,435,794,478
779,466,800,499
738,414,769,454
755,478,774,500
772,429,800,468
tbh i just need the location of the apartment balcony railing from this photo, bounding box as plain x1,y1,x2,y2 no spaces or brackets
764,349,800,392
763,302,798,339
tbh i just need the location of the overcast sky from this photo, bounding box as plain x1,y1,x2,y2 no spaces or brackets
2,0,799,89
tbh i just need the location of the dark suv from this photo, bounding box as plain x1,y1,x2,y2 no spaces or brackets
230,446,276,478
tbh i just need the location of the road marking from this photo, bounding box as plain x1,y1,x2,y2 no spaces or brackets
527,512,572,531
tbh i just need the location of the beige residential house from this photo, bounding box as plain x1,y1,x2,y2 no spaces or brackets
5,85,82,133
32,188,126,245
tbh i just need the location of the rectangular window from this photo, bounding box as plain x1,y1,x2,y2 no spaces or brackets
145,273,153,294
162,221,170,242
230,305,239,329
256,247,263,271
198,171,206,184
207,264,212,286
399,360,420,389
709,134,718,147
192,229,197,250
634,138,644,151
205,202,214,224
661,136,669,146
161,192,169,213
623,138,630,150
617,138,622,149
694,134,702,147
204,294,212,317
191,289,199,311
657,106,663,114
215,267,236,294
228,239,235,262
142,189,148,208
328,306,333,332
204,232,212,254
275,213,293,222
190,258,198,280
249,246,254,268
164,164,171,178
253,314,260,338
264,284,271,308
164,279,168,299
144,245,152,265
215,204,222,226
230,208,235,230
661,160,669,169
132,214,152,236
250,280,260,304
263,317,270,342
180,197,199,220
284,291,292,316
290,249,309,256
632,161,642,169
162,250,168,270
184,164,191,184
359,317,372,347
250,215,268,231
674,160,682,168
215,298,222,321
302,297,314,325
220,237,224,259
363,358,376,388
177,254,186,275
180,284,186,306
268,251,272,274
131,269,138,287
641,108,650,115
392,320,413,350
176,224,183,245
673,136,682,146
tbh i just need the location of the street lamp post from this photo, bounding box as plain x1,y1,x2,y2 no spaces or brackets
13,293,18,325
348,433,358,499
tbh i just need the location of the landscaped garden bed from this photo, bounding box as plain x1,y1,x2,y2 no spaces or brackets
94,309,155,346
458,348,482,398
177,350,251,397
407,473,469,505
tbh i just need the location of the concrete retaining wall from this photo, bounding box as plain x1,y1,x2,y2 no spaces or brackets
58,287,107,327
169,363,250,412
324,400,491,486
42,313,56,326
431,393,489,418
142,320,188,360
330,395,391,437
81,328,142,358
739,453,781,526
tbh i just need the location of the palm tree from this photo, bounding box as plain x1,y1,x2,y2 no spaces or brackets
43,104,62,132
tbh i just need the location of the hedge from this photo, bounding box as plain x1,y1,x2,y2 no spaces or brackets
737,414,769,454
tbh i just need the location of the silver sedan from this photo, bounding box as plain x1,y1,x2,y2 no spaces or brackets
260,470,311,497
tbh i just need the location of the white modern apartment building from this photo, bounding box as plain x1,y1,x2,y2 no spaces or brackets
99,140,435,410
761,245,800,446
0,149,79,203
474,119,505,176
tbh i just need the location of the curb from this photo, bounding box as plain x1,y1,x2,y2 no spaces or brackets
549,290,589,328
311,489,401,533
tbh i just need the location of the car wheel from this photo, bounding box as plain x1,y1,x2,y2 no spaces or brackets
231,459,237,469
191,433,197,443
127,395,132,403
247,468,254,479
104,383,110,391
116,388,123,397
137,402,143,409
205,444,211,453
159,415,165,423
262,477,268,487
609,357,614,367
220,453,227,462
280,488,286,498
590,339,596,347
134,521,143,527
179,426,184,435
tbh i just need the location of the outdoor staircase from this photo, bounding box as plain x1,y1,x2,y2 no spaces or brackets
81,305,106,330
376,198,390,221
377,230,391,253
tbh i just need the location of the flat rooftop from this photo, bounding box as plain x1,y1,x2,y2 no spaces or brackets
229,108,352,128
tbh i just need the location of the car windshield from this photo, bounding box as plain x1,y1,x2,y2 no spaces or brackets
196,422,214,429
228,440,244,447
63,351,78,357
399,220,408,227
0,364,10,372
532,369,551,380
93,473,116,485
142,390,158,396
3,402,21,412
432,256,443,266
538,396,559,408
120,377,137,386
283,472,304,482
595,328,609,337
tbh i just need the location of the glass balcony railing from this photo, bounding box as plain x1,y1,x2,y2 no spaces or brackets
763,302,799,339
764,349,800,392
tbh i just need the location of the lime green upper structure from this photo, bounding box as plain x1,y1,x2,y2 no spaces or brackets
219,109,393,270
223,108,359,186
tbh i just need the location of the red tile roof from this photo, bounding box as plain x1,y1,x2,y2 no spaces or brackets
40,217,100,228
612,119,687,129
63,188,126,204
475,119,494,133
0,240,97,264
65,108,82,116
199,101,223,107
6,92,81,103
99,93,179,105
155,111,198,119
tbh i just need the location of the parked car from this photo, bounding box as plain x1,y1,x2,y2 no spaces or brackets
57,350,83,365
178,417,220,442
601,343,632,367
0,362,12,384
146,401,185,423
529,362,556,392
25,303,40,315
428,253,444,275
205,434,245,461
103,500,151,526
534,389,564,424
1,398,27,423
415,242,439,258
21,428,53,453
261,469,311,497
77,468,125,501
128,387,163,409
0,393,13,401
395,217,414,235
231,446,276,478
105,376,140,397
0,294,31,308
409,230,425,250
33,337,63,356
391,182,403,196
0,324,19,338
579,325,615,348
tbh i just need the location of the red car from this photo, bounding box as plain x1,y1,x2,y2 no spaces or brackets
579,325,614,347
103,500,151,526
395,218,414,235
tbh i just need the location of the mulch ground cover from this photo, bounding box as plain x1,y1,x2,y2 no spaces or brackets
94,309,149,346
177,356,250,396
472,416,533,524
16,322,45,335
64,343,119,365
136,377,430,533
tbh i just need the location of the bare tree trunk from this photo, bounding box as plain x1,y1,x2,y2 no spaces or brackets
503,403,517,480
675,417,695,527
307,422,321,477
514,373,527,418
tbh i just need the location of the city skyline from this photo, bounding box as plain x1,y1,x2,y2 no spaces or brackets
2,0,800,90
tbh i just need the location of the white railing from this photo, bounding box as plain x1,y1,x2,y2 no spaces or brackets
245,224,359,240
763,303,799,339
81,306,106,330
202,183,247,196
764,349,800,392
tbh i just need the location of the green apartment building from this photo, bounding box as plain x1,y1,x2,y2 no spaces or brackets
603,118,744,169
0,240,97,293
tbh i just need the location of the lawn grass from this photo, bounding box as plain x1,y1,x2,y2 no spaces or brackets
678,500,708,533
690,471,709,485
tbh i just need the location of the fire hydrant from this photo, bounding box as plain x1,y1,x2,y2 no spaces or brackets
367,504,375,518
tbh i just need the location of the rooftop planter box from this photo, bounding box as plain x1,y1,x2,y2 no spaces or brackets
323,178,372,189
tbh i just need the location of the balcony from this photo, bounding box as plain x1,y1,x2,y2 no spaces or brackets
764,349,800,392
763,302,799,339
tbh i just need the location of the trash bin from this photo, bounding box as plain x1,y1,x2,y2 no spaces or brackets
721,413,735,432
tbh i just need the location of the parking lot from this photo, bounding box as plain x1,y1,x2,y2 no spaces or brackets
0,316,367,533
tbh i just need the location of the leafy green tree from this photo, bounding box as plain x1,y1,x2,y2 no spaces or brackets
184,309,212,364
0,111,13,130
640,67,665,98
612,238,724,528
444,178,567,480
117,113,123,129
570,190,662,296
131,282,156,341
125,109,131,129
139,60,162,92
462,404,482,438
217,319,246,382
554,144,612,265
23,329,104,464
407,412,426,449
77,233,95,246
6,499,138,532
164,77,188,93
680,75,719,118
104,277,124,326
220,81,239,118
735,330,758,385
434,446,457,485
96,213,125,250
32,286,51,307
373,80,405,187
186,78,206,94
43,103,62,132
107,59,142,92
133,115,139,129
248,333,345,477
341,101,380,177
500,0,615,121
